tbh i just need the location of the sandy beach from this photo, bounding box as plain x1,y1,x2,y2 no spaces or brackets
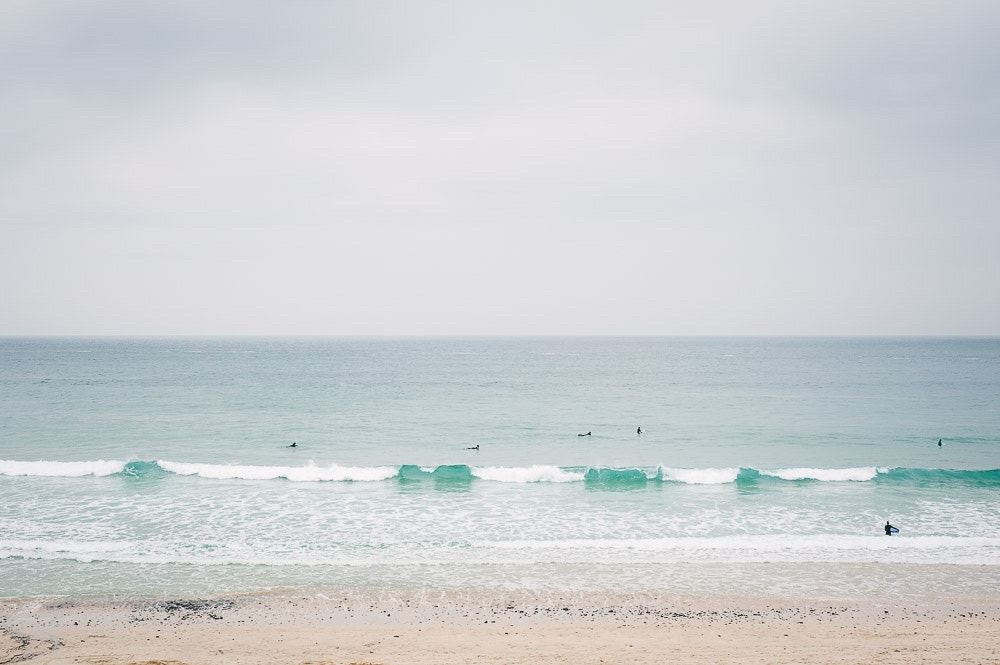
2,591,998,665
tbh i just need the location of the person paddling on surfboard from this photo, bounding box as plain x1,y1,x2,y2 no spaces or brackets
884,521,897,535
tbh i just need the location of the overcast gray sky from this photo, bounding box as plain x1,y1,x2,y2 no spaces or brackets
1,0,998,335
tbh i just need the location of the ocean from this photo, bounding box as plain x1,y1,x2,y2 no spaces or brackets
1,337,998,601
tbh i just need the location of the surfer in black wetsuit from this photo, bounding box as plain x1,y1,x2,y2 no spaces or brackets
938,439,942,446
578,431,592,437
637,426,642,435
289,442,297,448
467,445,479,450
884,521,895,536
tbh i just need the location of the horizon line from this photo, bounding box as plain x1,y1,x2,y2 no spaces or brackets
1,333,998,340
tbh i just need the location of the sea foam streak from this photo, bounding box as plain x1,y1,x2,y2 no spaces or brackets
482,535,1000,565
488,535,1000,552
659,467,740,484
5,535,1000,567
760,467,881,482
472,465,584,483
0,459,126,477
0,540,133,563
156,460,398,482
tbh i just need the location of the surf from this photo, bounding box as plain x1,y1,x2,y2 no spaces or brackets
0,459,127,477
2,459,998,488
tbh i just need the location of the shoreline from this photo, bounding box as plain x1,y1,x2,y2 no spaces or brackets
3,590,998,664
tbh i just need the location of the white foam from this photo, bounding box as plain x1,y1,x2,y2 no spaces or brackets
760,467,878,482
658,467,740,484
0,539,133,562
0,459,126,477
472,465,585,483
480,535,1000,565
5,534,1000,568
156,460,398,482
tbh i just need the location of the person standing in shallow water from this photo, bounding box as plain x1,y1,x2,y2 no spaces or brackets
884,521,895,535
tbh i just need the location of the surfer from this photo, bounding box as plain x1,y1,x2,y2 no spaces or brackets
467,444,479,450
578,431,592,437
884,521,896,536
288,442,297,448
637,426,642,435
938,438,942,446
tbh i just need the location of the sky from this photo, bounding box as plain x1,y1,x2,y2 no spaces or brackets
1,0,998,336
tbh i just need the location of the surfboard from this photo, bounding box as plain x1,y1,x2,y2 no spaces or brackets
890,527,899,533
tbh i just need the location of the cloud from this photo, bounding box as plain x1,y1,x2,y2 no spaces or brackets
1,0,998,334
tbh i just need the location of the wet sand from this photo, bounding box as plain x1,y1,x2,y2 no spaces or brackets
2,591,998,664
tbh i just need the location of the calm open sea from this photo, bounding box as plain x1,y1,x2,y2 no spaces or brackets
1,337,998,600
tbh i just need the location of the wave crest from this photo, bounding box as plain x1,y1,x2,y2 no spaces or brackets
0,459,126,477
760,467,881,482
660,467,740,484
156,460,398,482
1,459,996,487
473,465,583,483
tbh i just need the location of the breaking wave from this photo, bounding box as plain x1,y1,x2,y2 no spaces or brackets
2,460,997,487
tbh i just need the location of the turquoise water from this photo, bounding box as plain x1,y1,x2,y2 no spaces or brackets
1,337,998,599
